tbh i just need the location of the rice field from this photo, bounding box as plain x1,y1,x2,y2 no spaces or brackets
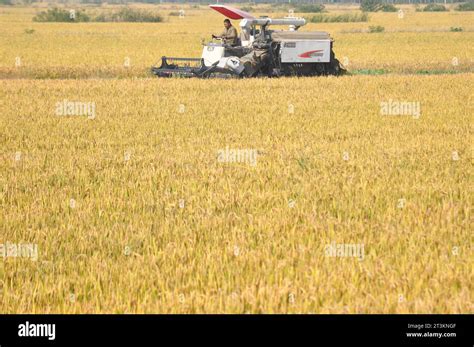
0,4,472,313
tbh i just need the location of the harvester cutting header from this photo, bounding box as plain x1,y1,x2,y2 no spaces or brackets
151,5,346,78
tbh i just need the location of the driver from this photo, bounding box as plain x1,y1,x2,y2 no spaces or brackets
212,19,238,46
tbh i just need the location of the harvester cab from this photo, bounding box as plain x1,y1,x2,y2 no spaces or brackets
151,5,345,78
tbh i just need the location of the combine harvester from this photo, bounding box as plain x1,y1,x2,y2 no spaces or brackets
151,4,346,78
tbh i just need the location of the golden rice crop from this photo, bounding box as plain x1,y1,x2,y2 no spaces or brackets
1,74,472,313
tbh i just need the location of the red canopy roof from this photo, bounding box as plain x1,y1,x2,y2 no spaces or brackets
209,5,255,20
